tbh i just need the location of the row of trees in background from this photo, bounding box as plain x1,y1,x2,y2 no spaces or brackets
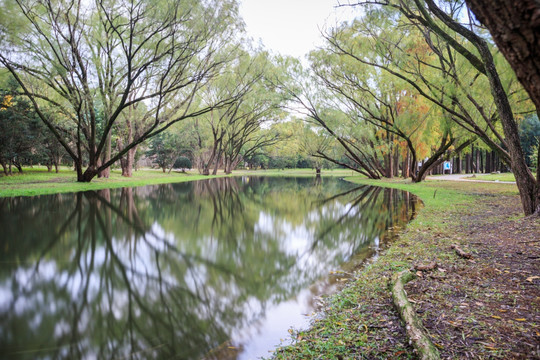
0,0,539,214
0,84,67,175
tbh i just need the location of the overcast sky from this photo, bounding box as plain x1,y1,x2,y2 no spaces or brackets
239,0,359,59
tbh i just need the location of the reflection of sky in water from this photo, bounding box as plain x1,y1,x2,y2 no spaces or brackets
0,178,416,360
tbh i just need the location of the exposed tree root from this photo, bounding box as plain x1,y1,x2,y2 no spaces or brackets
390,270,440,360
414,262,438,271
450,244,473,259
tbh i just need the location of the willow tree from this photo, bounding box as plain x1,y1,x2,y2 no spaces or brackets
195,50,286,175
309,34,475,182
0,0,243,182
340,0,538,214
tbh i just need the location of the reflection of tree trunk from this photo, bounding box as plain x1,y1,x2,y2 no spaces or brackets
312,186,384,250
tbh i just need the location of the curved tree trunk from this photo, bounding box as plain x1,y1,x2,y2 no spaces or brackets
465,0,540,112
1,161,9,176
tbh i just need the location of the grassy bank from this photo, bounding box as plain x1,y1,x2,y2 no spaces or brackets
466,172,516,182
0,166,221,197
0,167,352,197
273,178,539,359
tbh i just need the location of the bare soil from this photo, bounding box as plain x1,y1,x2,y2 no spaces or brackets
406,193,540,359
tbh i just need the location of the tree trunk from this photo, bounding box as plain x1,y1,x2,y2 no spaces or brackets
224,158,232,174
393,147,400,177
98,134,111,178
413,134,454,183
79,166,97,182
471,145,475,172
212,149,222,175
466,0,540,113
120,146,136,177
403,148,410,178
386,152,393,178
1,161,8,176
480,150,484,173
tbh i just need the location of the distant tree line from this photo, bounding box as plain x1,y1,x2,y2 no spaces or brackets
1,0,540,214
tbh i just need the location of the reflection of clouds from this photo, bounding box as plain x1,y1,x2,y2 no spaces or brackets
0,286,12,311
254,198,366,288
0,180,417,360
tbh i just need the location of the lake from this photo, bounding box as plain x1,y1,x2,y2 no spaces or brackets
0,176,419,359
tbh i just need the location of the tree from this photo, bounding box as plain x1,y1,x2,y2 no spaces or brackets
309,37,477,182
341,0,539,214
146,121,197,173
194,50,286,175
0,0,243,182
0,86,41,174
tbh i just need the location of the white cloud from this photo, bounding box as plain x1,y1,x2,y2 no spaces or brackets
239,0,358,58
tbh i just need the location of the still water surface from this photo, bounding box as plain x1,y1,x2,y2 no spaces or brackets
0,176,418,359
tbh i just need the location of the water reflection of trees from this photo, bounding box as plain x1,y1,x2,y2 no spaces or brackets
0,178,418,360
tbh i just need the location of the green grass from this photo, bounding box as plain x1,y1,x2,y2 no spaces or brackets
467,172,516,182
0,166,223,197
0,167,356,197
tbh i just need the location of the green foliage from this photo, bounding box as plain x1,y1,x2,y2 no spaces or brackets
146,128,195,172
174,156,192,169
0,81,66,173
519,115,540,167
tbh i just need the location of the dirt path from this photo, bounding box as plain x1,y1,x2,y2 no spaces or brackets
427,173,517,184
